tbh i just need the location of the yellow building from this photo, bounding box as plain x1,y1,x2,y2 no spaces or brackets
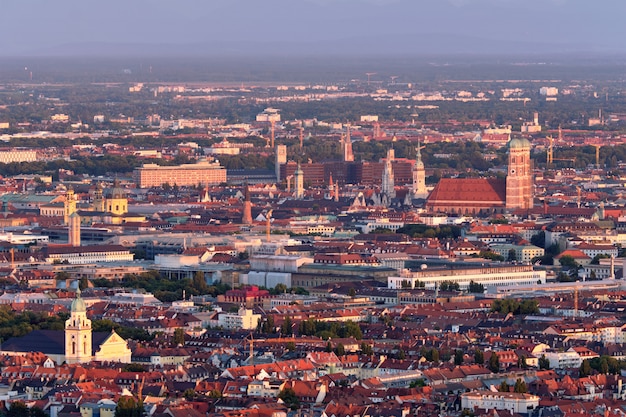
104,179,128,215
64,187,77,225
0,289,132,364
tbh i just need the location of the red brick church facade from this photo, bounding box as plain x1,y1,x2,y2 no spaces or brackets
426,138,533,215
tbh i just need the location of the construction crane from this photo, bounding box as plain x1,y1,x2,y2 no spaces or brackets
592,144,602,169
390,75,398,85
246,332,254,366
270,120,276,149
265,209,273,243
298,121,304,150
365,72,377,86
286,175,294,192
576,186,582,208
545,135,554,166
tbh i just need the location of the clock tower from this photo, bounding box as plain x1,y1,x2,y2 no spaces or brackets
505,138,533,210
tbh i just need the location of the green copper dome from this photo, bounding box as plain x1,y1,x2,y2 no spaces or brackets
509,137,531,149
71,288,86,313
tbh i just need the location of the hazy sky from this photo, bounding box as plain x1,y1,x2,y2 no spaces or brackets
1,0,624,56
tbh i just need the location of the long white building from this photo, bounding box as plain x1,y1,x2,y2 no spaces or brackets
388,264,545,291
461,391,539,415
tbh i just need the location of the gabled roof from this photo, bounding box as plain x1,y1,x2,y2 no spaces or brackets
1,330,113,356
427,178,506,206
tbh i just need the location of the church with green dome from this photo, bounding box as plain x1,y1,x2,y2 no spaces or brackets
0,289,132,365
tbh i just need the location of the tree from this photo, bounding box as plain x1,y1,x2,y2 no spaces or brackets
488,352,500,373
478,250,505,262
183,389,195,401
530,231,545,248
600,357,609,374
431,348,440,363
192,271,208,293
6,403,46,417
579,359,592,377
514,378,527,393
326,341,333,352
115,396,144,417
281,316,292,336
409,378,426,388
348,287,356,297
7,401,29,417
454,349,464,366
557,271,574,282
335,343,346,356
79,277,89,290
558,255,578,269
173,328,185,346
539,354,550,370
286,341,296,352
439,281,460,292
474,349,484,365
498,381,510,392
208,390,223,398
517,355,528,369
260,315,275,333
468,281,485,293
55,271,71,281
122,363,147,373
361,343,374,355
591,254,611,265
278,387,300,410
491,298,538,315
508,249,517,262
273,283,288,294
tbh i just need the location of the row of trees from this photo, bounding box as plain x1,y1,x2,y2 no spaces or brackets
0,306,68,343
579,355,625,376
296,318,363,340
490,299,539,315
92,270,231,302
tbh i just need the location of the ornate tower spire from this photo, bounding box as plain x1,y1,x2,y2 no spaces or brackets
65,285,92,364
381,148,396,200
242,182,253,225
294,163,304,199
412,139,428,199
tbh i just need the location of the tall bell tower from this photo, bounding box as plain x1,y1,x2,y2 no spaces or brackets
65,288,92,364
412,142,428,199
506,138,533,210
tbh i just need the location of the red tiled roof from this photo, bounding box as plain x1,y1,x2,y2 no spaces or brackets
427,178,506,206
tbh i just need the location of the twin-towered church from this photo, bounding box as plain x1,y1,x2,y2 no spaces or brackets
426,137,533,214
